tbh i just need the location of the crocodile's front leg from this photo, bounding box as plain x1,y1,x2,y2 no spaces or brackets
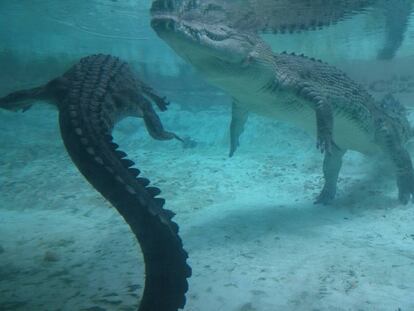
0,85,52,111
315,99,334,154
315,145,346,204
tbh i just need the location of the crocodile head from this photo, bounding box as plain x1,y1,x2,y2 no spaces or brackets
151,16,275,91
151,0,410,61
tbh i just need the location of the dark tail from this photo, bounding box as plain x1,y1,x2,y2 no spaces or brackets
377,0,412,60
59,96,191,310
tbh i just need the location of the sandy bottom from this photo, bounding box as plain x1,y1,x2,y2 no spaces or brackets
1,104,414,311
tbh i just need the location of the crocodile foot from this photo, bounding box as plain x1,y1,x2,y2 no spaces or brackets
314,185,336,205
397,170,414,204
316,131,333,154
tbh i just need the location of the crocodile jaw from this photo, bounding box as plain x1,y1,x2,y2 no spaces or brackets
151,16,275,87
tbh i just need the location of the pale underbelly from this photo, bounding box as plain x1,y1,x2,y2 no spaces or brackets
235,92,380,155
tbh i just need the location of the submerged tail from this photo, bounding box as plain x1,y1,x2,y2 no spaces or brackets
377,0,412,60
59,89,191,311
0,85,50,112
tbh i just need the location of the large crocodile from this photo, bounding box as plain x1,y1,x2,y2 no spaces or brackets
151,0,413,60
0,54,191,311
151,17,414,204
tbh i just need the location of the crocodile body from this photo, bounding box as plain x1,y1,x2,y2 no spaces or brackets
152,17,414,204
151,0,412,60
0,54,191,311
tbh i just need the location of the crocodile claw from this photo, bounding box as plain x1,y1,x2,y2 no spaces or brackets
314,186,336,205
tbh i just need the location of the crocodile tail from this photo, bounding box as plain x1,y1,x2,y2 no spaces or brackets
58,99,191,310
377,0,412,60
0,85,49,112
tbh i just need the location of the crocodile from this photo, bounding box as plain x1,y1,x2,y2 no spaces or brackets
151,0,413,60
0,54,191,311
151,16,414,204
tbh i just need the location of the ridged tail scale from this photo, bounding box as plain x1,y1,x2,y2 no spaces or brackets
58,55,191,311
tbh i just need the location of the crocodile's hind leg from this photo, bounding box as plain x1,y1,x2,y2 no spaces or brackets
388,142,414,204
315,145,346,204
0,85,48,111
395,150,414,204
377,125,414,204
0,77,67,111
390,145,414,204
113,91,182,142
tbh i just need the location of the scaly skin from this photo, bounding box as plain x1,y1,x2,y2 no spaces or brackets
152,17,414,204
0,54,191,311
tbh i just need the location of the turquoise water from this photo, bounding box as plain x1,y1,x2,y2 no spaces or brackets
1,1,414,310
